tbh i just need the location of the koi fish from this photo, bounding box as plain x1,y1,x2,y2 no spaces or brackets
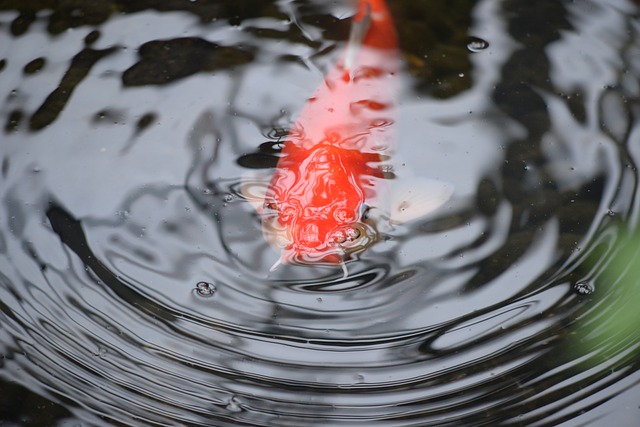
244,0,453,274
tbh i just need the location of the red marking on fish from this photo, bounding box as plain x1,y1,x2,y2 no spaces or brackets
260,0,400,267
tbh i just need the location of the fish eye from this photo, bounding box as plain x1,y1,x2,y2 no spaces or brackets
359,204,370,220
263,200,278,215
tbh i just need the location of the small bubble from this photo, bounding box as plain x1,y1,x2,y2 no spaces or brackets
573,281,594,296
225,396,242,412
467,37,489,52
224,194,235,203
606,209,615,217
196,281,216,297
316,297,323,303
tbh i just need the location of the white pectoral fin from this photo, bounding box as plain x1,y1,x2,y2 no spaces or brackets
239,173,270,213
389,178,454,224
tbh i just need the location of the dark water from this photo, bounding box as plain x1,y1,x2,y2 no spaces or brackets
1,0,640,425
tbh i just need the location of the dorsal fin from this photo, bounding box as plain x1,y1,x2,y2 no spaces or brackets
343,2,372,78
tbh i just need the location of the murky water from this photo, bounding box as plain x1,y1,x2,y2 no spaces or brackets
1,0,640,425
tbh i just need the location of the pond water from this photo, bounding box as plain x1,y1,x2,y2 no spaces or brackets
1,0,640,425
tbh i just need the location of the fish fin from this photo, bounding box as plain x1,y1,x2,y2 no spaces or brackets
389,178,454,224
270,255,285,272
340,261,349,279
344,1,372,76
239,173,270,213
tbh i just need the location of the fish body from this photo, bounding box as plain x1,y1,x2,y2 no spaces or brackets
251,0,452,269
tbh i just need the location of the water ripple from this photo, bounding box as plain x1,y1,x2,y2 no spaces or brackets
1,0,640,426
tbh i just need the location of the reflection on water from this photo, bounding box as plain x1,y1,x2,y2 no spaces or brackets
1,0,640,425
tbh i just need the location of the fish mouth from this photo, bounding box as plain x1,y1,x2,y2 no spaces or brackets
262,218,377,266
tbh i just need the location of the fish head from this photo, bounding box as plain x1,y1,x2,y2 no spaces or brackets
262,143,378,265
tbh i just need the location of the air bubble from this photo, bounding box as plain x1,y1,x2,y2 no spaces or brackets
196,281,216,297
225,396,242,412
573,281,594,296
467,37,489,52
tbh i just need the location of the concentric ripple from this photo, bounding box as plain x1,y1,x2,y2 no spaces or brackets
1,0,640,426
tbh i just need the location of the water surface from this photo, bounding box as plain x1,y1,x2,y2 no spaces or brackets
1,0,640,425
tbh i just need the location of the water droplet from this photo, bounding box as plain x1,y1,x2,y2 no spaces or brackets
224,194,235,203
196,281,216,297
573,281,594,296
467,37,489,52
225,396,242,412
607,209,616,217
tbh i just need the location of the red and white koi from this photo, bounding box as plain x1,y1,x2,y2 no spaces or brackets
245,0,453,274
